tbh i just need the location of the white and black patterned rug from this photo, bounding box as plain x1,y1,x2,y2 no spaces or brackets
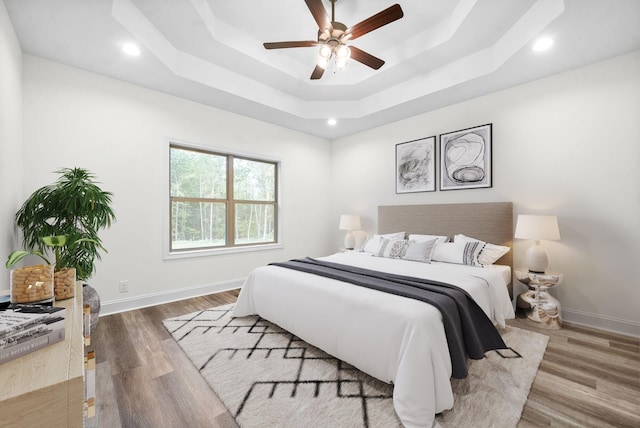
163,304,548,428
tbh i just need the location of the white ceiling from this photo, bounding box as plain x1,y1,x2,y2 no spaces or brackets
5,0,640,139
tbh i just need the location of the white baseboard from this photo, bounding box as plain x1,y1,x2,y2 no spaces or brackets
100,278,245,316
563,307,640,338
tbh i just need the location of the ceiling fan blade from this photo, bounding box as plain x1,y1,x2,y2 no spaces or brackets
310,65,325,80
349,46,385,70
263,41,319,49
345,4,404,41
305,0,333,33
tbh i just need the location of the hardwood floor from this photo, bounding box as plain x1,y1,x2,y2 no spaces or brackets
89,291,639,427
511,313,640,428
88,291,240,428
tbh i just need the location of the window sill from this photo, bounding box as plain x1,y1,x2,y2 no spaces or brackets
164,243,283,261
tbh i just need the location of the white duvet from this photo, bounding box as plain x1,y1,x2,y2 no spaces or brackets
232,252,515,428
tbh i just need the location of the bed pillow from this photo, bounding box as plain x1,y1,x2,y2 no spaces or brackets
402,239,437,263
380,231,406,240
377,238,410,258
408,234,449,244
431,241,483,266
361,232,405,253
453,234,510,265
376,238,437,263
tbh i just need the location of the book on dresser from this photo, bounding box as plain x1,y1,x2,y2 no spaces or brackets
0,304,66,365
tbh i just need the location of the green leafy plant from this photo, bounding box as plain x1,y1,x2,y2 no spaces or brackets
13,168,116,281
6,248,50,269
6,235,100,271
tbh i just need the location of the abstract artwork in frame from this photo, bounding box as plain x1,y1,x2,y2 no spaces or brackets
439,123,492,191
396,136,436,194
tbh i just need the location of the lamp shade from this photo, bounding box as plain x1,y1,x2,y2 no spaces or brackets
339,215,361,231
514,215,560,241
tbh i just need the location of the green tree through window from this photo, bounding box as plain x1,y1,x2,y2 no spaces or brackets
170,145,278,251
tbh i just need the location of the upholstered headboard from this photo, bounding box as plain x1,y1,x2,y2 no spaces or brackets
378,202,514,294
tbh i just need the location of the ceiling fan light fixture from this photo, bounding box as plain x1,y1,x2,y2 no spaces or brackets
335,57,348,70
336,44,350,59
317,57,329,69
263,0,404,80
318,44,332,59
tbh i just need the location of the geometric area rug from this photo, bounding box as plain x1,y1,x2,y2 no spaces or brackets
163,304,548,428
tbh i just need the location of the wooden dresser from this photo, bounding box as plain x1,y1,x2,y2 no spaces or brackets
0,282,85,427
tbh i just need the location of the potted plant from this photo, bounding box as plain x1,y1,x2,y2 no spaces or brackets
11,168,116,301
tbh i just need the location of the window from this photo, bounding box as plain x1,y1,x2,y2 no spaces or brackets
169,144,278,253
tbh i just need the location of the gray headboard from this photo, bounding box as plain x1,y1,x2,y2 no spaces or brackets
378,202,513,294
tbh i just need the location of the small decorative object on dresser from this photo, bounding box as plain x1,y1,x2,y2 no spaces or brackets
516,268,564,329
0,304,66,364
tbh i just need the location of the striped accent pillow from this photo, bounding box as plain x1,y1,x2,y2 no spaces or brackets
432,241,483,266
461,241,483,266
453,234,510,265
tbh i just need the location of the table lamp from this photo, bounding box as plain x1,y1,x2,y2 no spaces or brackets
514,214,560,273
339,214,361,250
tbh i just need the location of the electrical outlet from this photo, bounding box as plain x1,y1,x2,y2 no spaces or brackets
119,280,129,293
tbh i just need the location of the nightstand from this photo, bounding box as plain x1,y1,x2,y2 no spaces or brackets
515,268,564,330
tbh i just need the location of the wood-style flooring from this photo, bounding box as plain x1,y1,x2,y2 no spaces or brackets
88,290,639,428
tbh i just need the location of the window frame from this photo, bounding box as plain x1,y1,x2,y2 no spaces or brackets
164,140,282,260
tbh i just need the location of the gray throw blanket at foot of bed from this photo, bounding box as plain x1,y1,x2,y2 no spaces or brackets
270,257,507,379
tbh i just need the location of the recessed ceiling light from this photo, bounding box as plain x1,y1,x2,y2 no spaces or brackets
532,37,553,52
327,118,337,126
122,43,141,56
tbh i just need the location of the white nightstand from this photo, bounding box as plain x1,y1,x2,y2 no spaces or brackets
515,268,564,330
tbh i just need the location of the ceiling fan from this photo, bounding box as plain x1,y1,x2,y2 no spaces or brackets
263,0,404,80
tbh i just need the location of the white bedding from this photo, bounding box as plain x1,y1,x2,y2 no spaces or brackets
232,252,515,428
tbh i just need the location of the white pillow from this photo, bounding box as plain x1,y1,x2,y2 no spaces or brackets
431,241,483,266
377,238,410,258
380,231,406,240
403,239,437,263
375,238,437,263
453,234,510,265
408,234,449,244
361,232,405,253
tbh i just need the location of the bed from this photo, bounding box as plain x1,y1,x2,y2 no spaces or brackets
232,202,515,428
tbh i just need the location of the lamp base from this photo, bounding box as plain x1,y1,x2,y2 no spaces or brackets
344,231,355,250
525,241,549,273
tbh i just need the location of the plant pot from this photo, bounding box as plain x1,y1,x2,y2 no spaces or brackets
10,264,54,304
54,267,76,301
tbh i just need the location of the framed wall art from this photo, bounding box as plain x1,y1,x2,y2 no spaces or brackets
439,123,492,191
396,136,436,194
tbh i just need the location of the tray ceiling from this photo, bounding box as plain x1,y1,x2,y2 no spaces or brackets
5,0,640,139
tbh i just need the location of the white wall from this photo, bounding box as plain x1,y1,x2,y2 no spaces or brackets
0,2,22,289
22,55,333,310
10,28,640,335
331,51,640,336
